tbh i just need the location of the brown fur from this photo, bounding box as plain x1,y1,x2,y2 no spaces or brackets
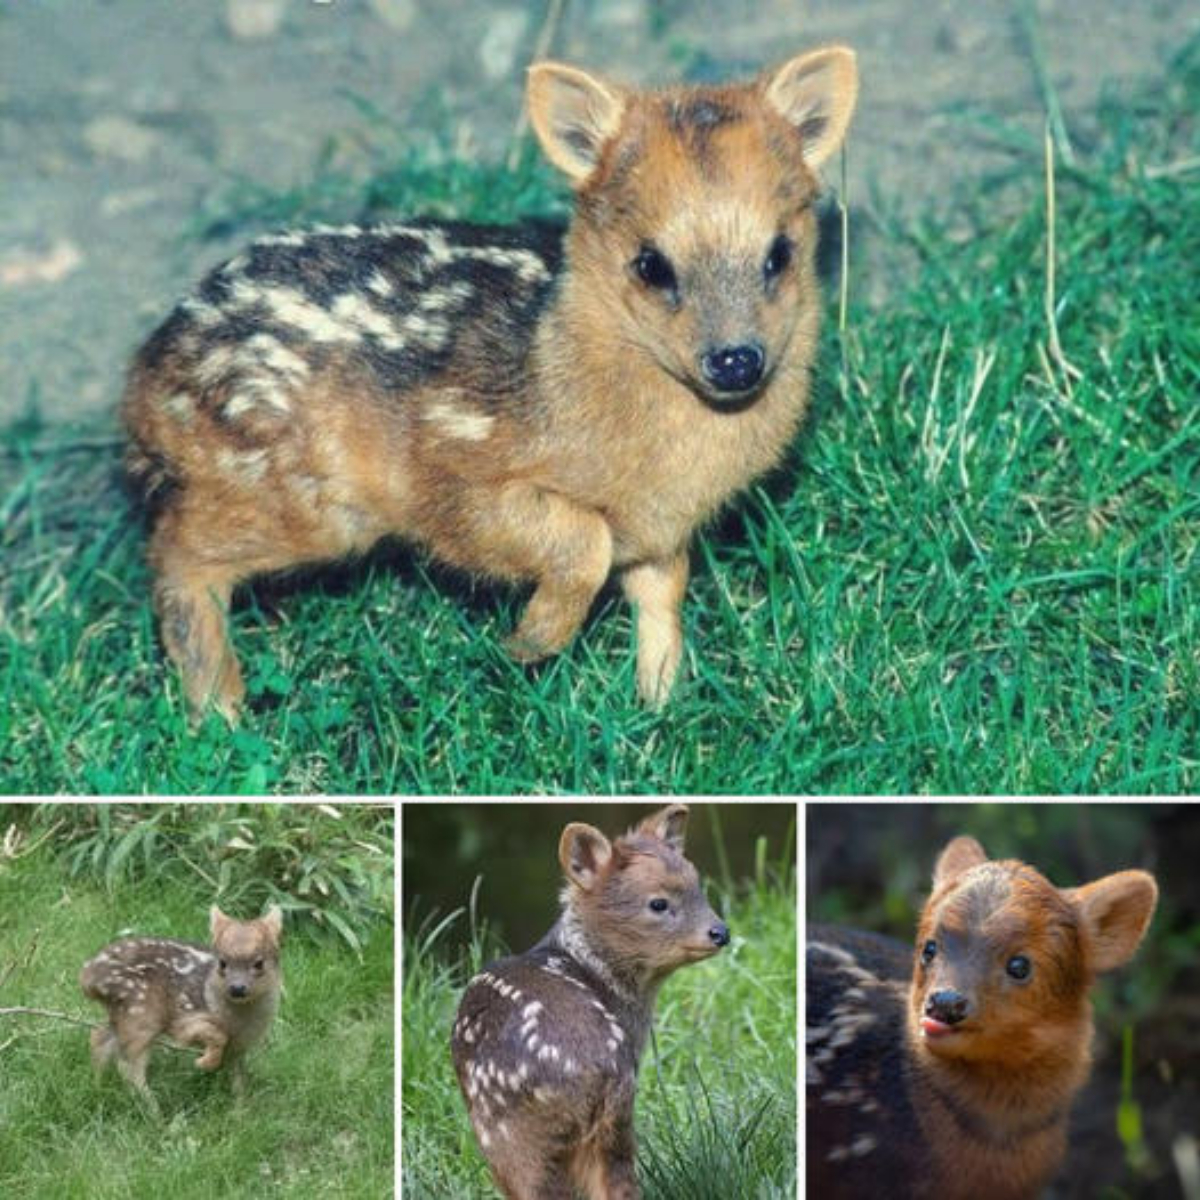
81,905,283,1114
122,47,858,721
450,804,729,1200
807,837,1158,1200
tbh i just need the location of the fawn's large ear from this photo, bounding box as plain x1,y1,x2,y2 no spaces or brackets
933,836,988,888
636,804,690,853
762,46,858,169
261,905,283,941
560,822,613,891
527,61,627,186
1067,870,1158,973
210,905,229,940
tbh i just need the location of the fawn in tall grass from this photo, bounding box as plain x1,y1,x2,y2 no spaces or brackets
807,835,1158,1200
122,46,858,721
451,804,729,1199
81,905,283,1113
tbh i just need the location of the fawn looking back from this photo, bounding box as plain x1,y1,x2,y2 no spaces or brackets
123,47,858,721
81,905,283,1112
451,804,729,1200
807,836,1158,1200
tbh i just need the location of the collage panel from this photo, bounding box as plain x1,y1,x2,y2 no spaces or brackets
3,5,1194,801
0,802,394,1198
401,800,797,1198
806,801,1200,1200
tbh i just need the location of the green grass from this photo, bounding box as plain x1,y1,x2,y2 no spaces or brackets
401,858,797,1198
1,46,1197,793
0,832,394,1199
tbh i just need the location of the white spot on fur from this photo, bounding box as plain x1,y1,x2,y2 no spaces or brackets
331,292,404,350
826,1134,878,1162
161,392,195,422
253,230,307,249
417,281,473,312
367,270,394,298
215,447,270,482
425,400,494,442
179,296,222,325
242,333,311,383
460,245,550,284
229,280,358,345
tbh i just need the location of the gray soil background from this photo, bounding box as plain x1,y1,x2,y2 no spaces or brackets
1,0,1197,426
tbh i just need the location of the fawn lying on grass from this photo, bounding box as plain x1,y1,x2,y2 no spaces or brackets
451,804,729,1200
807,836,1158,1200
81,905,282,1113
123,46,858,721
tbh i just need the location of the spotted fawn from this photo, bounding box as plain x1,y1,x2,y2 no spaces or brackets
81,905,283,1112
807,835,1158,1200
451,804,729,1199
122,47,858,721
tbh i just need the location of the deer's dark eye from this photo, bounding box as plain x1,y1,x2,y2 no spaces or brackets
634,246,678,292
764,234,793,282
649,898,670,914
218,959,228,972
1006,954,1032,981
253,959,265,972
921,940,937,965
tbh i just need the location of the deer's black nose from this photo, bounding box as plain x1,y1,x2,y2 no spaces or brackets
700,343,764,394
925,989,970,1025
709,922,731,948
228,983,249,999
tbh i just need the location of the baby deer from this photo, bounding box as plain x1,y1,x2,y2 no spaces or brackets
451,804,729,1199
807,835,1158,1200
81,905,283,1113
123,47,858,720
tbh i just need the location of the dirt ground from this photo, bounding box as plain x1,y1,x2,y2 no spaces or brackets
1,0,1196,424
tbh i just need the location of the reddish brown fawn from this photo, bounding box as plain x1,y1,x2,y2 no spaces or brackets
807,836,1158,1200
81,905,283,1113
451,804,729,1199
122,47,858,721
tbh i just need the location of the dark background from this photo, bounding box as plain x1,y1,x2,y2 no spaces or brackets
404,800,796,952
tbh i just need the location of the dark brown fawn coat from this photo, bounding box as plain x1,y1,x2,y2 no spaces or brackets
451,804,729,1200
122,47,858,721
807,836,1158,1200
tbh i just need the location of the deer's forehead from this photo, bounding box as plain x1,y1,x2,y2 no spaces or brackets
217,923,272,956
612,846,698,892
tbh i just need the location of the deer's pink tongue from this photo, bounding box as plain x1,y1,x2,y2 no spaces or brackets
920,1016,957,1039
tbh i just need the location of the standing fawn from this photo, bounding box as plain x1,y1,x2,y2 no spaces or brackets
81,905,283,1113
807,836,1158,1200
451,804,730,1200
122,46,858,721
